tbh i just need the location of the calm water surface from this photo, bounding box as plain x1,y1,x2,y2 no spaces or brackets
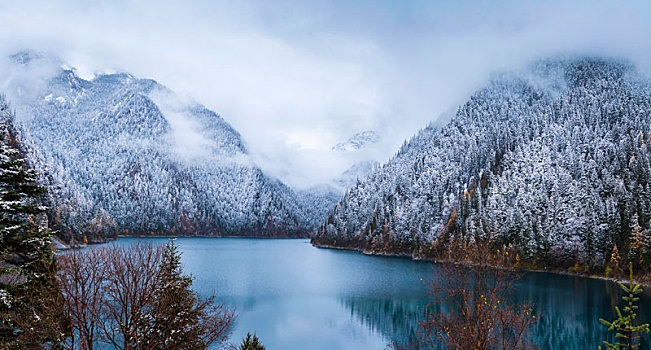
116,237,651,349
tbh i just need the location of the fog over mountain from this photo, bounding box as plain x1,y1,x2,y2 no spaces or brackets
313,58,651,271
1,0,650,188
333,131,379,152
0,52,336,241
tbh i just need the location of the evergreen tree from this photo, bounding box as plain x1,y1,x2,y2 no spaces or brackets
599,262,650,349
313,58,651,274
0,119,59,346
239,333,265,350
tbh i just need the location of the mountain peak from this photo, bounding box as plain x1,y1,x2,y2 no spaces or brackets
9,50,45,65
332,130,379,152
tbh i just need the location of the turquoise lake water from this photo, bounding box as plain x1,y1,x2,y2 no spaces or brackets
115,237,651,349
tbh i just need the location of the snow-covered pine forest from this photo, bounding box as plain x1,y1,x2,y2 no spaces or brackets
312,58,651,271
2,51,338,243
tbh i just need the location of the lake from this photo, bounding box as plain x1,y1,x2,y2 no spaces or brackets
115,237,651,349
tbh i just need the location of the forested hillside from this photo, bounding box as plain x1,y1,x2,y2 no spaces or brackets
3,52,333,242
313,58,651,272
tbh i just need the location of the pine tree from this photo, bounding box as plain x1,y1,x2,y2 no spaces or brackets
239,332,265,350
0,120,59,346
599,262,650,350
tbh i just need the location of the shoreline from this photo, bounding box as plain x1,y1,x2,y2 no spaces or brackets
52,234,310,250
311,242,651,287
54,235,650,288
116,234,311,239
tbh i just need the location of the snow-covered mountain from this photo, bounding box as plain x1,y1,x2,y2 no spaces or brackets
2,51,330,242
313,57,651,270
333,160,379,191
332,130,379,152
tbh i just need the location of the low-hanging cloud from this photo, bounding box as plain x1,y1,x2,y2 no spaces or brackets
0,0,649,188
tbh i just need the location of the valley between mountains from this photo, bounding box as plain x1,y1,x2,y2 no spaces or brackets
3,53,651,274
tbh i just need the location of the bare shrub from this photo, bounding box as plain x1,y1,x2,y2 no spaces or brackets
393,242,539,350
56,242,234,350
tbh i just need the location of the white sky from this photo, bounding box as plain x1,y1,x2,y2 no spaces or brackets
0,0,650,188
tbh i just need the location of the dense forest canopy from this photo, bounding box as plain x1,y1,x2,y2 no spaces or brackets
313,57,651,272
1,52,338,242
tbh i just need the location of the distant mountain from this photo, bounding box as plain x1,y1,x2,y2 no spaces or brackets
2,51,329,242
10,50,44,65
333,160,379,191
332,130,379,152
288,163,378,226
313,57,651,271
296,184,342,229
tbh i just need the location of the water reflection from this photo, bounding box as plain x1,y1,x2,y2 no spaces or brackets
114,238,650,350
338,270,651,349
340,297,425,347
516,272,651,349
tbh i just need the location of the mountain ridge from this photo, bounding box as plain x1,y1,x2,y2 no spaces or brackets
2,52,333,242
312,57,651,272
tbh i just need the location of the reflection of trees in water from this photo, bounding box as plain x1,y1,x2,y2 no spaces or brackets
339,297,426,346
531,302,604,349
341,273,651,349
514,274,651,349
